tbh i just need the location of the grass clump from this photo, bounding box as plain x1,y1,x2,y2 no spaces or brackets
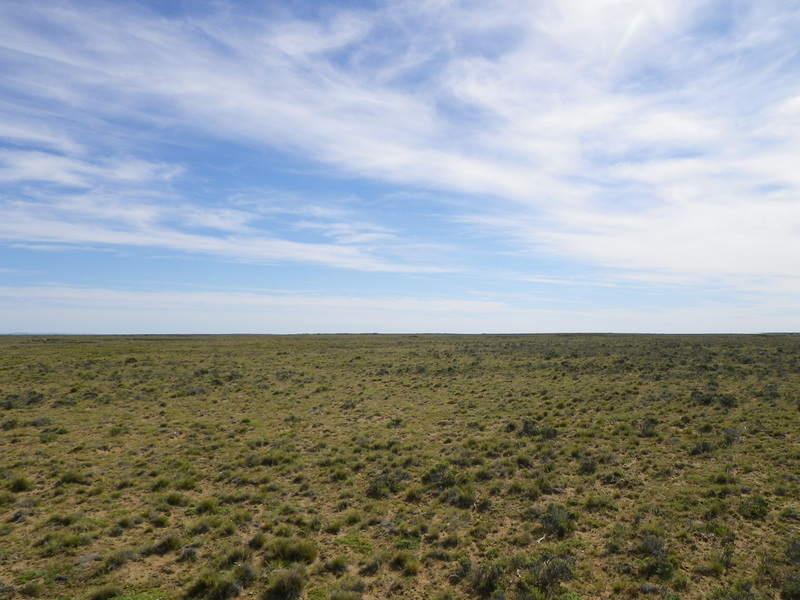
87,585,126,600
263,566,306,600
185,571,241,600
329,577,367,600
264,536,318,564
8,476,32,492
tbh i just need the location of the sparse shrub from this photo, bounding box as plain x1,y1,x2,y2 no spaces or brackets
519,418,539,437
329,576,367,600
444,482,477,508
9,476,32,492
58,470,89,485
37,532,90,556
196,497,219,514
404,485,423,502
441,532,460,548
740,496,769,520
149,513,169,528
150,477,170,492
367,470,407,499
87,584,125,600
264,537,318,564
389,550,420,575
709,580,769,599
691,439,716,456
470,560,506,596
787,538,800,565
584,494,616,512
218,546,253,568
2,390,44,410
263,567,305,600
722,427,742,447
217,519,236,536
188,517,220,535
230,562,258,588
19,580,43,597
360,551,388,575
185,571,241,600
179,547,198,562
538,503,576,539
637,531,678,580
248,532,267,550
422,464,462,490
323,555,349,574
638,417,658,438
165,492,189,506
578,456,597,475
518,552,576,596
109,424,128,436
105,549,139,571
176,477,197,490
153,533,182,555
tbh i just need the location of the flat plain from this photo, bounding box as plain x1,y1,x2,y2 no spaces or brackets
0,334,799,600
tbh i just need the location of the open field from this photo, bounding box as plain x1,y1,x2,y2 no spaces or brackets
1,334,799,600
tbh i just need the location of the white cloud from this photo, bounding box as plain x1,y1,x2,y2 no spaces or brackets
0,191,449,273
0,150,181,186
0,284,794,334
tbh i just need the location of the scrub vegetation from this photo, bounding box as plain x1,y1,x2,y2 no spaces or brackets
0,334,799,599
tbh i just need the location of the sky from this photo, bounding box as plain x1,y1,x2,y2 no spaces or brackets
1,0,799,334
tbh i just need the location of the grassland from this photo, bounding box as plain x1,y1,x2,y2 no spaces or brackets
0,334,799,600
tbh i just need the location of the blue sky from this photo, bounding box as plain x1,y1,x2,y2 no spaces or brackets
1,0,799,333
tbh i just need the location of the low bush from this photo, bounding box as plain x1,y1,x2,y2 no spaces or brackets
263,567,305,600
185,571,241,600
264,537,317,564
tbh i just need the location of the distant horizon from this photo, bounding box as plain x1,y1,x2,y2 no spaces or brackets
5,331,799,337
2,1,799,334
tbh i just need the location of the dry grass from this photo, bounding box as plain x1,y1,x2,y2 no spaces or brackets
0,334,798,599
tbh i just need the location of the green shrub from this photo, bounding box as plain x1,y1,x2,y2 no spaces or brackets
359,551,388,575
153,533,182,555
739,496,770,520
389,550,420,575
9,476,32,492
248,532,267,549
218,545,253,568
329,577,367,600
637,532,679,580
264,567,305,600
19,580,43,597
444,482,477,508
709,580,769,599
185,571,241,600
470,560,506,596
164,492,188,506
196,497,219,514
87,585,125,600
366,470,407,499
105,549,139,572
265,537,318,564
518,553,575,596
230,562,258,588
323,555,349,574
58,470,89,485
538,503,576,539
